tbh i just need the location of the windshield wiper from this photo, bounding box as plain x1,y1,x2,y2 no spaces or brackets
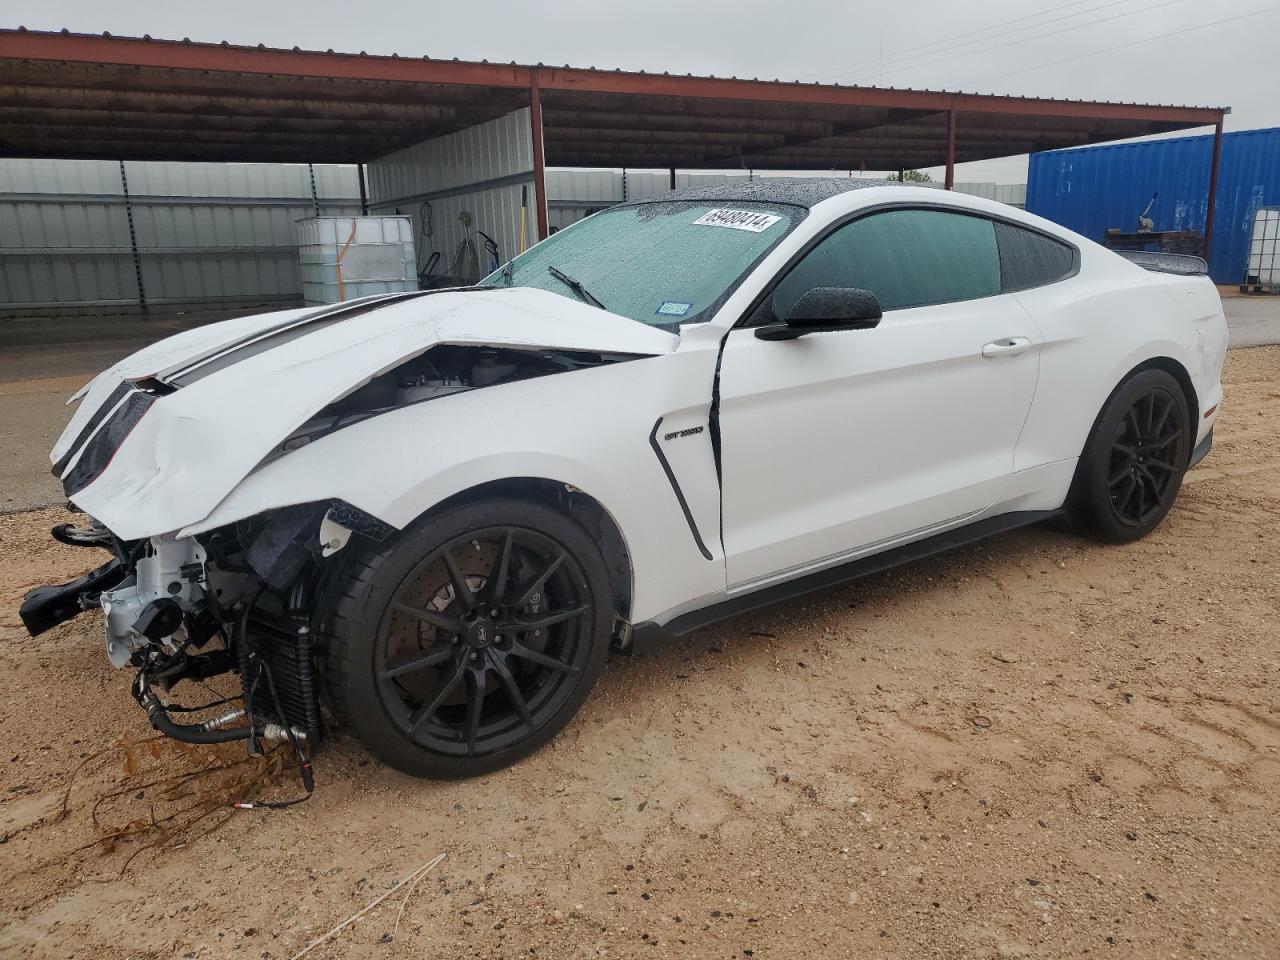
547,265,606,311
501,259,513,287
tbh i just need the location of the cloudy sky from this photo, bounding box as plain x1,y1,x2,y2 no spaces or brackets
12,0,1279,182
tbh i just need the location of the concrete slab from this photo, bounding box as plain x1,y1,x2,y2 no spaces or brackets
0,376,90,512
1223,296,1280,349
0,308,253,384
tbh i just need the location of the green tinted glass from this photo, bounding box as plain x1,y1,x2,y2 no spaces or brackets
481,202,795,327
773,208,1001,317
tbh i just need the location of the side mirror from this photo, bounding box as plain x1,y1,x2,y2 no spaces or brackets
755,287,883,341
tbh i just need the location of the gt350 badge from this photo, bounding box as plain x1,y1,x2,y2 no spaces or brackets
664,425,705,441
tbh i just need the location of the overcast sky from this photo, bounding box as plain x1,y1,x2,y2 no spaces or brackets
11,0,1280,182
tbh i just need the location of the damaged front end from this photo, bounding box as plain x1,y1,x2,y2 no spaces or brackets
22,289,675,762
24,338,640,755
20,500,383,757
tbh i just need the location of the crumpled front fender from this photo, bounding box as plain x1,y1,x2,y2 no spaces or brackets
178,349,726,625
56,289,675,541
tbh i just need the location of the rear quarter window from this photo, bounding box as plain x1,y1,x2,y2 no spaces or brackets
995,221,1076,291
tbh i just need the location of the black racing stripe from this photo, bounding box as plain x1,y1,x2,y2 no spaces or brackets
154,309,335,384
649,418,713,561
166,292,432,387
63,390,156,496
158,297,395,384
50,380,133,479
52,302,376,481
53,295,425,490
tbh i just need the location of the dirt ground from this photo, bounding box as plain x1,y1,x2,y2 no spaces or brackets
1,347,1278,960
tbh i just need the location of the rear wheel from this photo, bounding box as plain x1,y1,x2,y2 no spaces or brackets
320,498,613,778
1068,368,1192,543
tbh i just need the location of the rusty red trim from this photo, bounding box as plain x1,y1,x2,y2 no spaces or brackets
0,30,1227,127
529,71,549,241
534,67,1225,125
945,109,956,190
0,30,530,87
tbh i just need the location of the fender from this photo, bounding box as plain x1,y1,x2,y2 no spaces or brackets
1011,264,1223,475
51,302,322,466
182,347,728,624
57,289,677,541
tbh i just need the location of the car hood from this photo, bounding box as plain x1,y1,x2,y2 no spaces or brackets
54,288,678,540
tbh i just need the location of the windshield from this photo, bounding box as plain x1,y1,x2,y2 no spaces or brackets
479,201,799,327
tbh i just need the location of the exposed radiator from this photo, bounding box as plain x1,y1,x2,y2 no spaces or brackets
239,608,321,743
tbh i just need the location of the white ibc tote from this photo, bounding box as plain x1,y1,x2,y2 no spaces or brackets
295,216,417,305
1245,207,1279,287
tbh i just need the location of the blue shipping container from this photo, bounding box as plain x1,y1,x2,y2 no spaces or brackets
1026,127,1280,284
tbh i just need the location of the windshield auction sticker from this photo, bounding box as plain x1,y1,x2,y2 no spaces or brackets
692,209,783,233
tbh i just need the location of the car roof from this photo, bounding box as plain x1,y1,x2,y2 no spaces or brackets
621,177,896,210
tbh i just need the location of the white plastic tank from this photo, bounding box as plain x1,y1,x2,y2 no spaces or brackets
295,216,417,305
1246,207,1279,286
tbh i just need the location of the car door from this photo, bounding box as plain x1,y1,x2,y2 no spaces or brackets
717,206,1042,590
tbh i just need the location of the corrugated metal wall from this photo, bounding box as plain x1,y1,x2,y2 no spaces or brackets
4,150,1028,317
546,169,1025,232
1026,127,1280,283
0,159,361,317
545,169,623,231
368,109,537,281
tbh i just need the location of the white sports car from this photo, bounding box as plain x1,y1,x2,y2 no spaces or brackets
22,181,1227,778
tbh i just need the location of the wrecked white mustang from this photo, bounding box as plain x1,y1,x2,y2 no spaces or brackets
21,181,1226,778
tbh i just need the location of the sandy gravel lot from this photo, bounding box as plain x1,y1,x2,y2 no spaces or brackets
1,347,1277,960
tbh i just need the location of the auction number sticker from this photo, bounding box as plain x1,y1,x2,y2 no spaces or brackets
692,209,783,233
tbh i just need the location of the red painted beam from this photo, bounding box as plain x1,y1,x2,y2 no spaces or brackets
529,73,548,241
534,65,1225,126
0,30,1226,129
945,109,956,190
0,30,530,87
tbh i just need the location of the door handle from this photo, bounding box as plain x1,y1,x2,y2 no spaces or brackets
982,337,1032,359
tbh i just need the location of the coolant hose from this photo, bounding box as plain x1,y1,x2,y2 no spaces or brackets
137,685,259,743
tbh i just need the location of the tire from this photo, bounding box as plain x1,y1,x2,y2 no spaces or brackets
1067,368,1193,543
318,497,614,778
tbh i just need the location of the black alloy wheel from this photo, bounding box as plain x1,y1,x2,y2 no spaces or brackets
1070,368,1192,544
320,497,613,778
1106,387,1186,526
376,526,592,757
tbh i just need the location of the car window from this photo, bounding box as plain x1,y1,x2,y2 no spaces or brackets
994,221,1076,290
479,201,797,328
768,208,1002,320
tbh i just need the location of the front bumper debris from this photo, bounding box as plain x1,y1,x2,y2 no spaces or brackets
19,558,124,636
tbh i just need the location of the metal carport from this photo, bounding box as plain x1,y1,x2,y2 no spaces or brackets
0,28,1229,253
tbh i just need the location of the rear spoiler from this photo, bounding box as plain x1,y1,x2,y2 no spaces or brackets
1116,250,1209,277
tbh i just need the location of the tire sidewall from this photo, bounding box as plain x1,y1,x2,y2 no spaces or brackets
322,497,614,778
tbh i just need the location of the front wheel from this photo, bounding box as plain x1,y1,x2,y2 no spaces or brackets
319,498,614,778
1068,368,1192,543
